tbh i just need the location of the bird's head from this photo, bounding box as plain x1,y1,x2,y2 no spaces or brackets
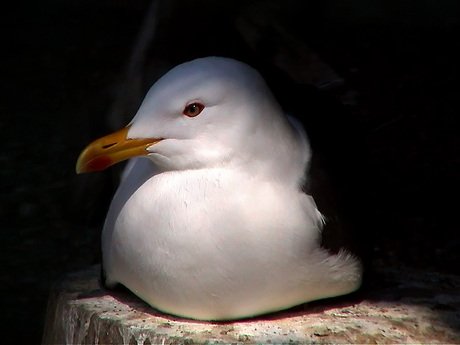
76,57,305,175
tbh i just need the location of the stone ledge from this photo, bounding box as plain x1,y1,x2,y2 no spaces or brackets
42,265,460,344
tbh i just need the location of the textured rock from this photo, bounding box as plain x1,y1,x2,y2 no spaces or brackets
42,265,460,344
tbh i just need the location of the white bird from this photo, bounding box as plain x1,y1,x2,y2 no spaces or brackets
76,57,362,321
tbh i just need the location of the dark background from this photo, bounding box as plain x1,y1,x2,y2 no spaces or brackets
2,0,459,343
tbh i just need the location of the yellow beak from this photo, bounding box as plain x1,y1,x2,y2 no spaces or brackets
76,125,161,174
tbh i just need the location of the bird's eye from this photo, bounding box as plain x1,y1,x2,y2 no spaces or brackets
183,103,204,117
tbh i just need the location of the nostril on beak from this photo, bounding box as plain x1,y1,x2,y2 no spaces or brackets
102,143,117,149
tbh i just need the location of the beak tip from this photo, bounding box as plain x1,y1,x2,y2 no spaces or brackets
75,153,86,174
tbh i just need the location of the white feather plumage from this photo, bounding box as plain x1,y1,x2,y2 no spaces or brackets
101,57,362,320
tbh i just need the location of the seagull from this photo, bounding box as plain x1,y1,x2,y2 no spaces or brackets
76,57,362,321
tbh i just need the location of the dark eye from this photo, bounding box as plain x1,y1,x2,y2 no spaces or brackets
183,103,204,117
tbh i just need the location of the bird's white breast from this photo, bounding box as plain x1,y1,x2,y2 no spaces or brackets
101,160,343,319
